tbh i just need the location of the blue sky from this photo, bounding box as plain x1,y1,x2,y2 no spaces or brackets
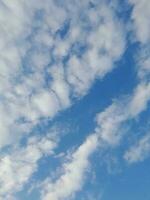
0,0,150,200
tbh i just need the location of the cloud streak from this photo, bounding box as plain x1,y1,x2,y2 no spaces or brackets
41,134,98,200
124,133,150,163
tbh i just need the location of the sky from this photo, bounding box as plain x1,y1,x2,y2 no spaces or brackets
0,0,150,200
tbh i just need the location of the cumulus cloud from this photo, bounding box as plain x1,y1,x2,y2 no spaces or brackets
2,0,150,199
65,4,125,96
0,0,125,148
0,1,127,198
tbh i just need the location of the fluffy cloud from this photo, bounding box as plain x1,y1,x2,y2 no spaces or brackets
129,0,150,80
0,0,125,148
129,0,150,43
65,4,125,96
0,1,127,198
2,1,150,199
0,134,56,199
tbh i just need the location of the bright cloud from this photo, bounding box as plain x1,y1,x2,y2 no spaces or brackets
41,79,150,200
0,0,125,148
0,0,150,200
41,134,98,200
0,134,56,199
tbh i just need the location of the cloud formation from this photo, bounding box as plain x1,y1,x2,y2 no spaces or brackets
41,79,150,200
129,0,150,43
0,0,125,148
41,134,98,200
0,134,56,199
0,0,150,199
124,133,150,163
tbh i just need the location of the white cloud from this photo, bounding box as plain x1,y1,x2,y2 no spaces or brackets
0,1,150,199
41,79,150,200
95,102,128,145
128,82,150,117
40,100,127,200
129,0,150,85
0,1,127,198
41,134,98,200
32,1,150,198
0,134,56,200
66,5,125,96
31,90,60,119
129,0,150,43
124,133,150,163
96,82,150,145
0,0,126,149
0,0,69,148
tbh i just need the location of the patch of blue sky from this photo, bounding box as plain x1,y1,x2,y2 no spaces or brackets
112,0,133,23
101,158,150,200
56,20,70,39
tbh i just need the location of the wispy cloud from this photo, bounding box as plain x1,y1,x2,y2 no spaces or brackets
41,134,98,200
129,0,150,43
129,0,150,80
124,133,150,163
